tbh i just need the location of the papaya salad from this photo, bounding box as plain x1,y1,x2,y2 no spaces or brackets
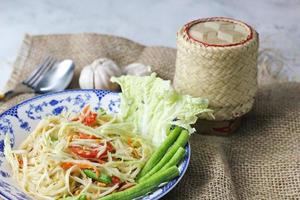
5,74,212,200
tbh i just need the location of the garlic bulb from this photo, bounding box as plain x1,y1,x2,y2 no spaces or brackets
122,63,152,76
79,58,122,90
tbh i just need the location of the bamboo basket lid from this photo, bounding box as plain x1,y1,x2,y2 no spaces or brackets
188,20,250,46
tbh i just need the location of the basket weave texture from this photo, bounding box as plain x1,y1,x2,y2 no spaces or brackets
174,18,259,120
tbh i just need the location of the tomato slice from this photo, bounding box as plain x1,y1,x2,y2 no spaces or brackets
70,146,98,159
98,159,106,164
83,112,97,126
97,142,115,159
78,132,98,139
69,142,115,160
112,176,121,184
106,142,115,153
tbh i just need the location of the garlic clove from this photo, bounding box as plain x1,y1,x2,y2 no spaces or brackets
79,65,94,89
79,58,123,91
94,67,107,89
122,63,152,76
94,66,120,90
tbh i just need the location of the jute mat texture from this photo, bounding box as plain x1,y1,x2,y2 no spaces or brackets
0,34,299,199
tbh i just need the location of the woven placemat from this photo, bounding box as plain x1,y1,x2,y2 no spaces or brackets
1,34,299,199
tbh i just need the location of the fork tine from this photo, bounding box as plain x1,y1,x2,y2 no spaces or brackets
23,56,52,85
25,56,55,86
30,57,57,89
27,57,55,87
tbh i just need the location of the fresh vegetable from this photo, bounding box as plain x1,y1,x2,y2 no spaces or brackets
99,173,112,185
69,142,115,159
160,147,186,171
99,166,179,200
111,73,212,147
70,146,99,159
138,130,189,182
106,142,115,153
5,74,213,199
60,162,94,170
4,113,153,200
60,196,74,200
112,176,121,184
78,195,87,200
78,132,98,139
137,126,181,179
83,169,112,184
60,194,86,200
98,108,106,116
83,112,97,126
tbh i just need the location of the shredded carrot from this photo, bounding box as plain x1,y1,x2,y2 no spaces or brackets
95,169,100,177
60,162,74,170
17,158,23,168
127,138,132,147
71,116,79,121
78,163,94,169
82,105,91,114
60,162,95,170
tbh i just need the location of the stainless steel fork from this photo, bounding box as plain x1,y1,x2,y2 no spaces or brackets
1,56,57,101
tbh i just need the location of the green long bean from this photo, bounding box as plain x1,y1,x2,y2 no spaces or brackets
138,130,189,182
160,147,186,171
83,169,112,184
137,126,182,179
99,166,179,200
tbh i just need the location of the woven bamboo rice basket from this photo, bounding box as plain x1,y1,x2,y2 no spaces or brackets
174,17,259,134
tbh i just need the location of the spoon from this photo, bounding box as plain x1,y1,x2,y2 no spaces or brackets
0,59,75,101
36,59,75,93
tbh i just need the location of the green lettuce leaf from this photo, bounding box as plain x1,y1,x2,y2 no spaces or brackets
111,73,212,147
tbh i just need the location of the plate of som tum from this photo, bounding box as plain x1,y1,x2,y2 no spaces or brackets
0,74,211,200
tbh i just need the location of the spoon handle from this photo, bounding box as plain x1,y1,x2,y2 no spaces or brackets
0,84,35,102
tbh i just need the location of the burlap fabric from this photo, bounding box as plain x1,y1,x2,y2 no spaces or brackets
0,34,299,199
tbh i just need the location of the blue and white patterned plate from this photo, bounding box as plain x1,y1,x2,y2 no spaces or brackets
0,89,190,200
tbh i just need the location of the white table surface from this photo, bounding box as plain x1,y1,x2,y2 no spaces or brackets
1,0,300,91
